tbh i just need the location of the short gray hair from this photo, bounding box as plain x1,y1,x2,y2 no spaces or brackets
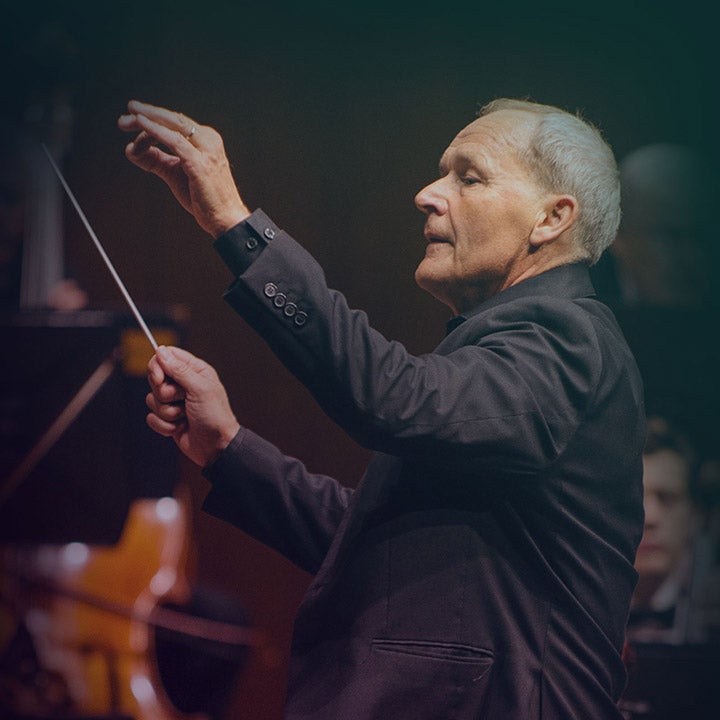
479,98,620,265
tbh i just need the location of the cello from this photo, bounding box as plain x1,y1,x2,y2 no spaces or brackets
0,324,265,719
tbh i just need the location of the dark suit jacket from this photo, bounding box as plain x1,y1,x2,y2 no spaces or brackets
203,210,645,719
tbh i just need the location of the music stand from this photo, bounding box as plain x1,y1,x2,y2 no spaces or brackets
0,310,181,545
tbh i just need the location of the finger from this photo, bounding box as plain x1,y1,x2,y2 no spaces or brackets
125,137,183,175
149,355,183,395
122,124,179,169
148,354,166,387
146,390,186,418
131,113,200,163
153,381,187,404
147,359,187,400
146,392,186,421
159,345,202,365
118,113,142,132
128,100,200,138
147,412,186,438
156,346,219,387
130,130,157,155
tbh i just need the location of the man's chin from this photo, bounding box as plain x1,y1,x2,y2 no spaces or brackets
414,265,453,308
414,262,440,292
635,556,670,578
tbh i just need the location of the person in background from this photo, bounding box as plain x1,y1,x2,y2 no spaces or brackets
628,416,720,645
609,144,713,309
591,144,718,465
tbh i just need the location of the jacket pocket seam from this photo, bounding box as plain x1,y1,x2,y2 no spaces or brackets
371,638,494,664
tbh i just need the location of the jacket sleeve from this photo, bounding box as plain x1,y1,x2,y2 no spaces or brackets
213,212,605,474
202,426,353,574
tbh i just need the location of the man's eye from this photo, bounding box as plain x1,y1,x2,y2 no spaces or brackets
657,491,682,507
461,176,480,185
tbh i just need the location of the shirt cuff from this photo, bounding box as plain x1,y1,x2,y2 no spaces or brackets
212,208,281,276
202,426,248,481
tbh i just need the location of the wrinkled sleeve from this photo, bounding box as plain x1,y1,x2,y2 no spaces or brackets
214,211,603,474
202,426,353,574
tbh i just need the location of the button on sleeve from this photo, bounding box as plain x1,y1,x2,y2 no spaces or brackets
213,208,281,277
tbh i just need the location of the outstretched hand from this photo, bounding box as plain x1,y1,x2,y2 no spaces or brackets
147,345,241,467
118,100,251,237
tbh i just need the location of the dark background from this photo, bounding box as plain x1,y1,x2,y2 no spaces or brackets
1,1,716,718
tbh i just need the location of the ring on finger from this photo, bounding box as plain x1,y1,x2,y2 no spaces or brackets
186,125,196,140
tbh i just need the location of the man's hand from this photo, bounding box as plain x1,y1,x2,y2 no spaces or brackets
118,100,251,237
147,345,241,467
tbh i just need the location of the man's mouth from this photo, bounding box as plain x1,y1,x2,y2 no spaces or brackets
637,539,662,554
424,231,452,245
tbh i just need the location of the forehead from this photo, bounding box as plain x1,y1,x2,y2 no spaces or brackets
643,449,690,493
440,110,538,169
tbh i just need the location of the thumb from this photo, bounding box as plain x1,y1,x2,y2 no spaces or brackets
155,345,210,389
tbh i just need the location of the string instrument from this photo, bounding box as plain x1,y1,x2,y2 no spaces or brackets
0,324,265,719
2,488,197,719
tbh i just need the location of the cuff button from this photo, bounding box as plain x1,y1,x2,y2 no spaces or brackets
264,282,278,298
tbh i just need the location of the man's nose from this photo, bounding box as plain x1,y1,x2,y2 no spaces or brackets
643,493,661,526
414,178,447,215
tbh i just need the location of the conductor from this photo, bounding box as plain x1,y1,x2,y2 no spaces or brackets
119,97,645,719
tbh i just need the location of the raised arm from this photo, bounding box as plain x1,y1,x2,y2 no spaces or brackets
118,100,250,237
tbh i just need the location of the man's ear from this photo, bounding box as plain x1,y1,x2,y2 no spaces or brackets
530,195,578,247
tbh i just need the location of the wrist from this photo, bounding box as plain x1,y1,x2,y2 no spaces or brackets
211,205,252,239
203,421,241,468
219,420,242,451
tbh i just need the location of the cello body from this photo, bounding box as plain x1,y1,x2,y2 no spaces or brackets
2,487,201,720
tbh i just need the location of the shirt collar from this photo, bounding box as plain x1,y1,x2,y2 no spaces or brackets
444,263,596,336
445,314,467,335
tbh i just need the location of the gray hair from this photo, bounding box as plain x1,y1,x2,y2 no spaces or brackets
479,98,620,265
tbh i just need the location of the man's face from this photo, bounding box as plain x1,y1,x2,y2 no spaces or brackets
414,110,547,314
636,449,699,580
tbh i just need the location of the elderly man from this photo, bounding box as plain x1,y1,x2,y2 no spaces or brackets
119,98,645,719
